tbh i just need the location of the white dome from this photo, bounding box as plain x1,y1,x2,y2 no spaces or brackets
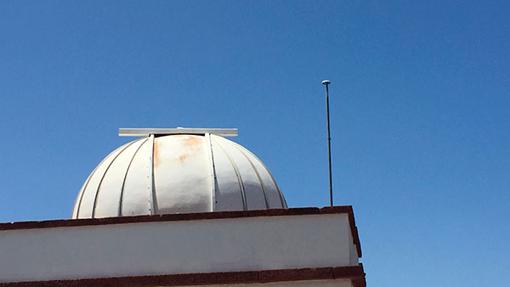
72,133,286,219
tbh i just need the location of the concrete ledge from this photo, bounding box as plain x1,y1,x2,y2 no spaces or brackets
0,206,362,257
0,265,366,287
0,207,363,283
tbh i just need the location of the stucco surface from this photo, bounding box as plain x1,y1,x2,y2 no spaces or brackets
0,213,358,283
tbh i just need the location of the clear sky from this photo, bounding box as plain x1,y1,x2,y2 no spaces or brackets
0,1,509,286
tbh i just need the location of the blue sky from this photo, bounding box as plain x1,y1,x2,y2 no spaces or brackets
0,1,509,286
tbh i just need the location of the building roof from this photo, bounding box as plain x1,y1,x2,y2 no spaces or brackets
72,133,286,219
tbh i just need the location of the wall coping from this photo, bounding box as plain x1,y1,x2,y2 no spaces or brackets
0,265,366,287
0,206,362,256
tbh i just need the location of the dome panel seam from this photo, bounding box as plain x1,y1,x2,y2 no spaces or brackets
118,138,149,217
232,144,270,209
212,137,247,211
74,144,128,219
206,133,218,212
149,135,158,215
229,140,287,208
91,140,139,218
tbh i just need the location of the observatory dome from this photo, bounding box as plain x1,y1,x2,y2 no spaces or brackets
72,133,286,219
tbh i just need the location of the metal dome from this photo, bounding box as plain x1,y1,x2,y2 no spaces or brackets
72,132,286,219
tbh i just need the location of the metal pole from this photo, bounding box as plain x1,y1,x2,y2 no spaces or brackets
321,80,333,207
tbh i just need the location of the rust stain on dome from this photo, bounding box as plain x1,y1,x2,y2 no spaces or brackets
153,139,160,167
178,154,189,164
184,135,203,147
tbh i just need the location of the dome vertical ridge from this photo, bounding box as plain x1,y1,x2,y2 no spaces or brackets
211,136,248,211
91,140,139,218
219,136,270,209
149,135,158,215
205,133,218,212
118,138,148,216
74,143,129,218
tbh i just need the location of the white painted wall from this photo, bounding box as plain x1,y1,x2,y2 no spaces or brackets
0,213,358,283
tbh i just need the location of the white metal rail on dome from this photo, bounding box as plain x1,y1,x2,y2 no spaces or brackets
119,128,238,137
